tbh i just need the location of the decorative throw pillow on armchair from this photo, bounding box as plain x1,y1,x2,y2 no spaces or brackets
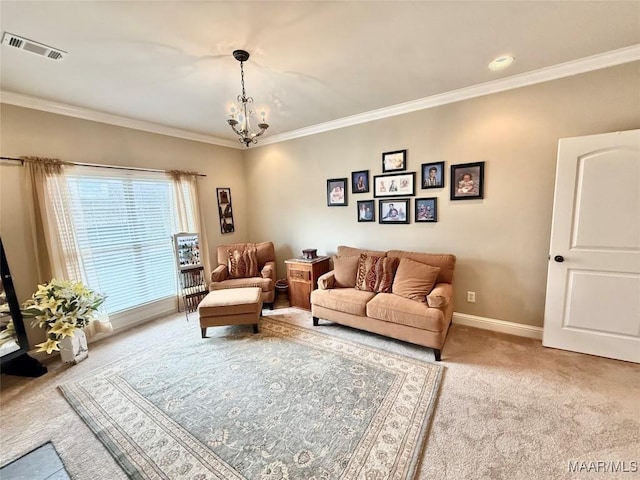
228,247,259,278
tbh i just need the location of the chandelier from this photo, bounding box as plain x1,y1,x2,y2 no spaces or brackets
227,50,269,147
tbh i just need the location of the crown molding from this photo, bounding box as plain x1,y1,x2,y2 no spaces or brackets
258,44,640,147
0,91,243,149
1,45,638,149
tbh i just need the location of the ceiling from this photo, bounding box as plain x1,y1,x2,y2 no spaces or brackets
1,1,639,148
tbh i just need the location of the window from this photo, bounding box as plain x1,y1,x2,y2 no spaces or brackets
65,168,180,314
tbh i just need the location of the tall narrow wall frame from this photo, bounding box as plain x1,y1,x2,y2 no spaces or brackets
217,188,235,234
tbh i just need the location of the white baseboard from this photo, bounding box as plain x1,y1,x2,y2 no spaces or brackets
453,312,543,340
108,297,177,332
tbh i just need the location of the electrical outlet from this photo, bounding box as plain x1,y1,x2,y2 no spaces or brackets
466,291,476,303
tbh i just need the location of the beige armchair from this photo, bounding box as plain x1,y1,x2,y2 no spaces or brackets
209,241,276,309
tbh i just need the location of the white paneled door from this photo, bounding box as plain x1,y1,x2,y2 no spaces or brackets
543,130,640,363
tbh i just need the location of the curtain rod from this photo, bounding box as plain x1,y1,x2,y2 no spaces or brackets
0,156,206,177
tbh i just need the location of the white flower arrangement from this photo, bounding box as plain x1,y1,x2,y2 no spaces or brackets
22,279,105,354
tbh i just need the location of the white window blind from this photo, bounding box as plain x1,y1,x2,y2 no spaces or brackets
64,168,180,314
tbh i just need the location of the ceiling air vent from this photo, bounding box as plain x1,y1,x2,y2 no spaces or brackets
1,32,66,61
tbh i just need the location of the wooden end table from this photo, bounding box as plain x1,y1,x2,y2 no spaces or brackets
285,256,331,310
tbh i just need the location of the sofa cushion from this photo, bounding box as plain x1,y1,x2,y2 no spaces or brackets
333,255,359,288
355,254,398,293
217,242,275,269
218,242,253,266
387,250,456,284
337,245,387,258
255,241,275,267
210,276,273,293
366,293,445,332
310,288,376,317
198,287,262,317
228,247,259,278
392,258,440,304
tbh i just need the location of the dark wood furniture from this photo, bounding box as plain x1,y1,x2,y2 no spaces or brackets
0,238,47,377
285,256,330,310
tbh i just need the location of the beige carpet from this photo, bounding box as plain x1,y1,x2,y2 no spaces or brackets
1,306,638,479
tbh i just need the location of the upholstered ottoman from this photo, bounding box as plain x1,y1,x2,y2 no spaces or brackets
198,287,262,338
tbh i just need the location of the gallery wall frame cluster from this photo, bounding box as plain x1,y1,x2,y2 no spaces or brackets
327,149,485,224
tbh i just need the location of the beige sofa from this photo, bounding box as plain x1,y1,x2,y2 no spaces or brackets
310,246,456,361
209,241,276,310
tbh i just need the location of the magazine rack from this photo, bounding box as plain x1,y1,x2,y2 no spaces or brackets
173,233,207,319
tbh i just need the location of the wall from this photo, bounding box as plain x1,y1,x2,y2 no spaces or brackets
243,62,640,328
0,104,247,346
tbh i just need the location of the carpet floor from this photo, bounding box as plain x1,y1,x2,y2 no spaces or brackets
1,305,638,479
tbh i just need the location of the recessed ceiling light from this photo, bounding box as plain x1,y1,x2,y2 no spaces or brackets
488,55,514,71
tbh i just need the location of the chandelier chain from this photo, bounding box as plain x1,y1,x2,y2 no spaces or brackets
240,61,246,99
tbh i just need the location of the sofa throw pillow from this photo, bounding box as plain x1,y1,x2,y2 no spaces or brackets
392,257,440,303
333,254,360,288
228,247,259,278
355,253,399,293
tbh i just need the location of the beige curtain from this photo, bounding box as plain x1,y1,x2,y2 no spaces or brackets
23,157,112,337
23,157,68,282
169,170,211,276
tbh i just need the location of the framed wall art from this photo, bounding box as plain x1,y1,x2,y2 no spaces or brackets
373,172,416,198
379,199,409,224
327,178,348,206
216,187,235,234
450,162,485,200
415,197,438,222
421,161,445,189
357,200,375,222
351,170,370,194
382,149,407,172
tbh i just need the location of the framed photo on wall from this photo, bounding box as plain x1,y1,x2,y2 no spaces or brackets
327,178,348,206
351,170,370,194
450,162,485,200
382,149,407,172
379,199,409,224
421,161,445,189
415,197,438,222
357,200,375,222
373,172,416,198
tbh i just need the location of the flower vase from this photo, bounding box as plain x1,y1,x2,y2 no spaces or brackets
59,329,89,364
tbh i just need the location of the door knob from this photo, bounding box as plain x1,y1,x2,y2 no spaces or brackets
554,255,564,263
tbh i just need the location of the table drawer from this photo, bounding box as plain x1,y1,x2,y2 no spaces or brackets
288,268,311,282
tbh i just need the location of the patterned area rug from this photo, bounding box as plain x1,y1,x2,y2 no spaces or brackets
59,318,442,479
